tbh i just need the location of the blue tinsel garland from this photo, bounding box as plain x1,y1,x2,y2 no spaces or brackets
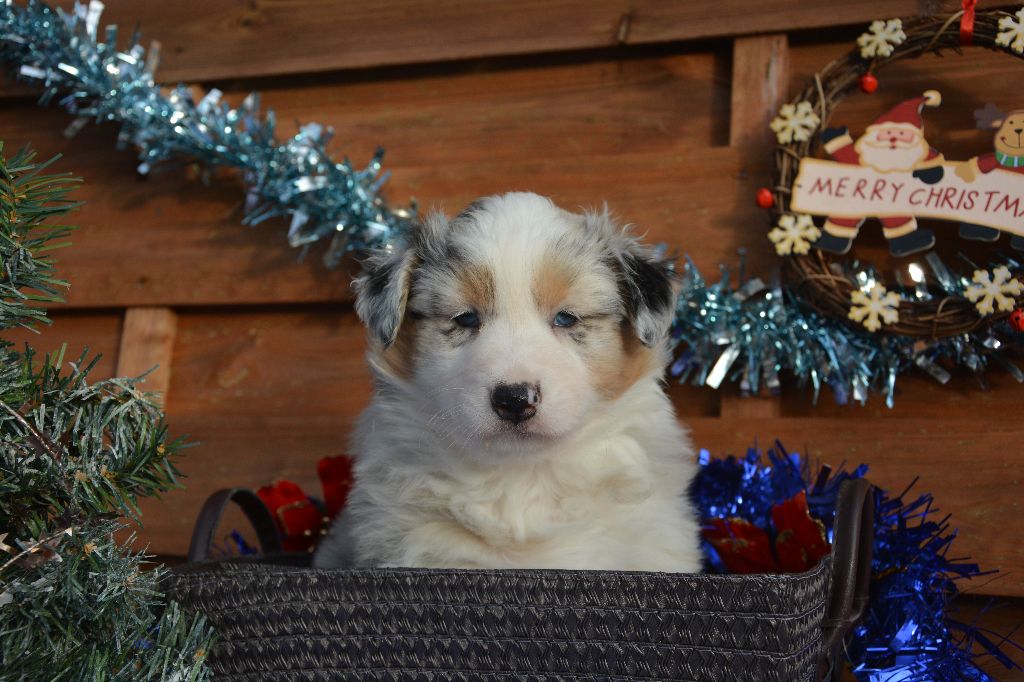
693,443,1020,680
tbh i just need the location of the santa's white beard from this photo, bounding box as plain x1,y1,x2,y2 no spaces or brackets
855,137,929,172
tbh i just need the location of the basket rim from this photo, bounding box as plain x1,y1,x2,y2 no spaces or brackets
169,552,832,584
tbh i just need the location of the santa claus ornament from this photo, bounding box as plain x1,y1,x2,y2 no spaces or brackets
766,7,1024,344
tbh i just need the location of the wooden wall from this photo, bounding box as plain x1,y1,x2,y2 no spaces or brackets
3,2,1024,669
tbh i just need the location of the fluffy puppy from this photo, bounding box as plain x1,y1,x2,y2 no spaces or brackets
314,192,701,572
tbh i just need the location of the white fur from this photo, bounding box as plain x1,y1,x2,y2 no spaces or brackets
314,193,702,572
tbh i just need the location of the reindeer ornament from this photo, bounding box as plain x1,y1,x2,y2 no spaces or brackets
957,104,1024,251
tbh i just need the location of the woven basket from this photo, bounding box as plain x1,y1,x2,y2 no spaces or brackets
163,480,874,681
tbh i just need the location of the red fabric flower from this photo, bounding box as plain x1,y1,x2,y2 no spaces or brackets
256,479,322,553
772,490,830,573
703,490,830,574
703,517,777,573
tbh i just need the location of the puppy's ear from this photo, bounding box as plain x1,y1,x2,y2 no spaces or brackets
353,244,418,347
586,210,678,347
616,246,678,347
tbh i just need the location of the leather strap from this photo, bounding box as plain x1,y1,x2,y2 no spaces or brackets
187,487,283,562
819,478,874,680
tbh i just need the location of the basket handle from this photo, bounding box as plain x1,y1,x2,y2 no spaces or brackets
187,488,283,562
819,478,874,680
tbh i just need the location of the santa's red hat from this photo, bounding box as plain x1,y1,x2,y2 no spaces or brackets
870,90,942,129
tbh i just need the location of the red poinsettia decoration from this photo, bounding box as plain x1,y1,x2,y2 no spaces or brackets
702,490,830,574
256,455,354,552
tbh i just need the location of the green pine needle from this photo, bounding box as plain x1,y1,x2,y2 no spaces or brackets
0,145,213,681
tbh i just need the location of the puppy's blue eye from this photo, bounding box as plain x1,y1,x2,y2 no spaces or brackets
452,311,480,328
553,311,579,328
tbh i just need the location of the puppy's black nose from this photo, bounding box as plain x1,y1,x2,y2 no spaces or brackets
1016,128,1023,134
491,382,540,423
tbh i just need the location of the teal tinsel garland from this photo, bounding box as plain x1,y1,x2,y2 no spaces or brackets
2,0,1023,408
0,0,415,267
670,257,1024,408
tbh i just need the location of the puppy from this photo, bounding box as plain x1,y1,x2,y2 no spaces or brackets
313,192,701,572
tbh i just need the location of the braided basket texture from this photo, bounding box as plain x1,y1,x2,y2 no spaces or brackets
164,555,831,681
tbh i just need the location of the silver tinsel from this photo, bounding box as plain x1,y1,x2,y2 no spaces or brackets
3,0,1023,406
0,0,415,267
671,255,1024,408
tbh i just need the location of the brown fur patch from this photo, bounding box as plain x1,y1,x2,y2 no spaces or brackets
532,254,576,312
592,323,662,399
376,313,418,380
457,263,496,313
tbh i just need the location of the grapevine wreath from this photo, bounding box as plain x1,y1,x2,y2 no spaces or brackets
768,7,1024,341
1,1,1023,679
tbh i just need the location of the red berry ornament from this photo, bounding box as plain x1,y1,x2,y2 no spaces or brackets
859,73,878,94
755,187,775,209
1010,308,1024,333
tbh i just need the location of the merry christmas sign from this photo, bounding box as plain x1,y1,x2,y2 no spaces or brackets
792,159,1024,232
787,90,1024,257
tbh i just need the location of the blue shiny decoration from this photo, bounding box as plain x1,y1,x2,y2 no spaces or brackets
0,0,416,267
693,443,1021,680
671,258,1024,407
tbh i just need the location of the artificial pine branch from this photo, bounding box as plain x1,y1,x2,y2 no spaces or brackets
0,144,213,681
0,142,77,331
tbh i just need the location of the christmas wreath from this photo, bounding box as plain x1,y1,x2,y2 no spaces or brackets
769,9,1024,341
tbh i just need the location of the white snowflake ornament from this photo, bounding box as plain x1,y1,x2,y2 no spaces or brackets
770,101,820,145
848,283,900,332
857,19,906,59
996,8,1024,54
965,266,1023,316
768,213,820,255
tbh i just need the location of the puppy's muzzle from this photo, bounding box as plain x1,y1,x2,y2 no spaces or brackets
490,382,541,424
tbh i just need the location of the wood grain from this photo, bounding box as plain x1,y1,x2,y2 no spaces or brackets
691,416,1024,598
0,46,751,307
729,34,790,149
116,307,178,402
116,305,1024,598
1,312,122,379
0,1,1008,86
5,5,1024,607
718,33,790,421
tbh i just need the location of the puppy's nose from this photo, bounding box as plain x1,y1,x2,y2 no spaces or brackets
1015,128,1023,134
491,382,540,423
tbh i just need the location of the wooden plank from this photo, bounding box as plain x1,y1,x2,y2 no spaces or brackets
0,47,758,307
137,308,372,550
1,312,122,378
719,33,789,420
3,36,1015,310
1,1,1008,86
129,307,1024,599
115,307,178,402
729,34,789,149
